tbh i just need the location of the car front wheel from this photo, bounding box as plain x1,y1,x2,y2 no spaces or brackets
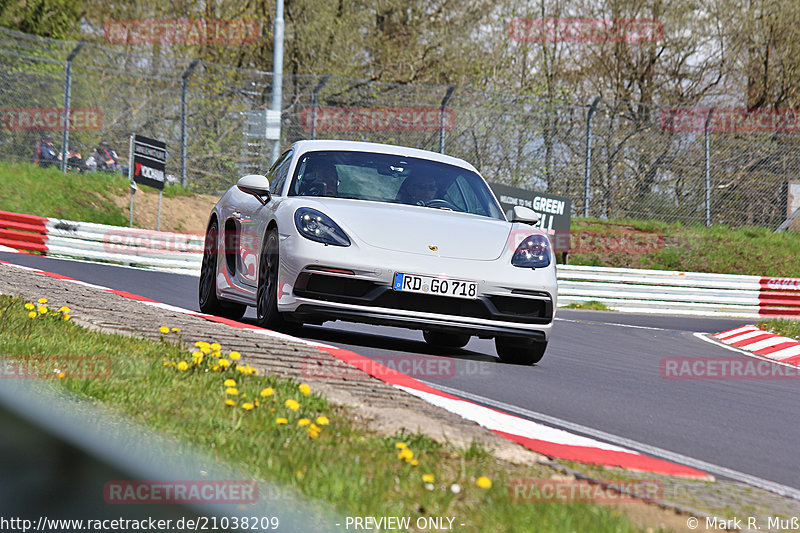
495,337,547,365
256,228,300,333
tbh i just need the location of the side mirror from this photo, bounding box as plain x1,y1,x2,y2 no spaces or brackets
510,205,540,225
237,174,271,205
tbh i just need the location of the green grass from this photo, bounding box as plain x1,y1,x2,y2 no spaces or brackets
567,218,800,277
0,295,657,533
563,301,610,311
0,161,129,225
756,319,800,341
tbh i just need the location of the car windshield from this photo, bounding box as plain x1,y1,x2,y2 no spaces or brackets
287,150,505,220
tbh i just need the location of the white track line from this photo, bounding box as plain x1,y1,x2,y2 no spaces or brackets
420,380,800,501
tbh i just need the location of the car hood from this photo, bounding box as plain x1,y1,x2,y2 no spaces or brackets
302,198,513,260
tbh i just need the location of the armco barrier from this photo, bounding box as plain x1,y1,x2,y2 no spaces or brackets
1,209,799,317
558,264,800,318
0,210,202,273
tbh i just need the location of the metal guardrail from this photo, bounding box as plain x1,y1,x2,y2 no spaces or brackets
2,209,799,318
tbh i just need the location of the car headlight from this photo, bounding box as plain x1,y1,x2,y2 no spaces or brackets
511,234,551,268
294,208,351,246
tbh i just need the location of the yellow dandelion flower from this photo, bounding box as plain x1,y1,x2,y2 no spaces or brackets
284,399,300,411
309,423,320,432
397,448,414,461
211,351,222,358
200,346,211,354
218,359,230,368
171,327,181,332
57,372,66,379
225,387,239,396
211,342,222,351
62,314,70,321
235,365,246,374
307,429,320,440
411,459,419,466
37,305,48,314
224,379,236,387
27,311,37,319
37,298,47,304
248,367,258,375
162,362,171,367
229,351,241,360
422,474,435,483
395,442,407,450
194,341,210,348
476,476,492,489
59,306,70,313
225,399,236,406
212,364,220,371
298,383,311,395
276,417,288,425
296,471,304,479
298,418,311,426
24,302,35,310
177,361,189,371
315,416,329,426
241,402,254,411
159,326,170,334
260,387,274,397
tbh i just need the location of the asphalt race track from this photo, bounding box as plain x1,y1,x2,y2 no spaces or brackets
3,251,798,494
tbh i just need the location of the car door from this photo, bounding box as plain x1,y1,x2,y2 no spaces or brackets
236,150,293,287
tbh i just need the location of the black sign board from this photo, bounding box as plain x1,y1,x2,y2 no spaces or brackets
131,134,167,190
489,182,572,251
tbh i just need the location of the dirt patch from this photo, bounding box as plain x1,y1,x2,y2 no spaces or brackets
110,188,218,234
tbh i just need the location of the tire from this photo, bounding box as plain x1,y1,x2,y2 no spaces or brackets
423,330,470,349
256,227,301,332
198,219,246,320
495,337,547,365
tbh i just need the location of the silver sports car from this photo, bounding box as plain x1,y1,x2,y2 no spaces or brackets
199,140,557,364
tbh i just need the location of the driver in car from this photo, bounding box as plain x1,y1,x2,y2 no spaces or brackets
300,159,339,196
397,175,437,205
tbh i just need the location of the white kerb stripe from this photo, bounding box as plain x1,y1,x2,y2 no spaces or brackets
718,329,771,344
396,385,633,453
766,345,800,361
714,325,759,340
744,336,795,352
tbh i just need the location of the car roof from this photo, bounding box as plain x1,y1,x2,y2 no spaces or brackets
289,140,479,174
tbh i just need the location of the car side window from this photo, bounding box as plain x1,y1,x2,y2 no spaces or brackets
268,150,293,195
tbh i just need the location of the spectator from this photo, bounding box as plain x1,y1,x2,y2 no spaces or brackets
32,134,60,168
87,141,119,171
396,175,438,205
66,145,88,173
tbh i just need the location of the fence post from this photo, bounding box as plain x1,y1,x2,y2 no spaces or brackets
439,86,456,154
704,108,714,227
180,59,201,188
310,75,331,140
60,41,86,172
270,0,285,163
584,97,601,217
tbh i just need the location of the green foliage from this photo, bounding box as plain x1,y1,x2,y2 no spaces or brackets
0,160,129,224
0,0,83,39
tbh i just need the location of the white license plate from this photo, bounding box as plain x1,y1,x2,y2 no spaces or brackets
392,273,477,299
